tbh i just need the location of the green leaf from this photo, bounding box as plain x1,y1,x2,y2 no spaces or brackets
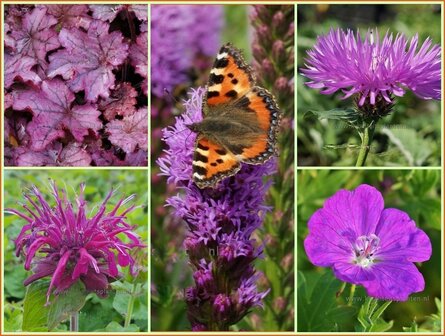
47,281,87,330
4,302,23,332
307,108,358,123
356,297,393,332
403,321,418,332
105,321,140,332
22,280,50,331
381,128,432,166
297,271,357,331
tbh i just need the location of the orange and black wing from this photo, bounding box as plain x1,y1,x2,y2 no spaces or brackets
236,86,281,164
192,135,241,189
203,43,255,111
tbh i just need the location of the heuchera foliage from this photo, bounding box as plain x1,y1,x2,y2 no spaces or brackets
4,5,148,166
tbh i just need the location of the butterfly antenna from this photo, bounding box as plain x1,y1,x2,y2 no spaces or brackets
163,88,180,105
163,126,192,141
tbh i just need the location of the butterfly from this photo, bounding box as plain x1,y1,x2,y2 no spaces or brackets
187,43,281,189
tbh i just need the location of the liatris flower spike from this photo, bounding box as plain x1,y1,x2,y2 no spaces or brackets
301,28,441,166
157,88,273,331
150,5,223,98
304,184,432,301
8,181,144,304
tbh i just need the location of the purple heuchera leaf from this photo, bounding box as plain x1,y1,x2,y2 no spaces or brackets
16,142,92,166
129,32,148,95
107,108,148,153
5,52,41,88
304,184,432,301
45,4,91,29
89,5,123,22
99,82,137,121
10,7,60,69
13,79,102,151
90,5,147,22
47,20,129,101
9,181,144,303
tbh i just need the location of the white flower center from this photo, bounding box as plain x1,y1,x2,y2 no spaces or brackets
352,234,380,268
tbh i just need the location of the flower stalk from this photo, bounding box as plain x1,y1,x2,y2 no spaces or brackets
356,122,375,167
70,312,79,332
157,88,272,331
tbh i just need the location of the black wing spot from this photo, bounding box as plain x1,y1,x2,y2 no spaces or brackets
193,165,207,176
225,90,237,98
194,152,208,163
231,78,238,85
228,73,234,78
209,73,224,85
198,143,210,151
214,58,229,68
207,91,220,98
210,162,217,167
215,148,226,155
216,159,224,164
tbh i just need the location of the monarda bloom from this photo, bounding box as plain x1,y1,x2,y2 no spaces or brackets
157,88,272,331
8,181,144,303
304,184,432,301
301,28,441,107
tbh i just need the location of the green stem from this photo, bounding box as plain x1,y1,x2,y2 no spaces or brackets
70,311,79,332
337,281,347,298
348,284,356,306
124,283,137,328
355,123,375,167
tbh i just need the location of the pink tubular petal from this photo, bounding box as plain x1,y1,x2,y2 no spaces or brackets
24,237,52,270
46,250,72,303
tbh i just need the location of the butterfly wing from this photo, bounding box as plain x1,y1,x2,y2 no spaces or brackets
193,43,281,188
235,86,280,164
203,43,255,111
192,135,241,189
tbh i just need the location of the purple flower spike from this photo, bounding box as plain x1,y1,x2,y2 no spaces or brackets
304,184,432,301
301,28,441,105
150,5,223,98
157,88,273,330
8,181,144,304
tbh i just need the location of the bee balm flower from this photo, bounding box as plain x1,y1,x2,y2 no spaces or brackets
304,184,432,301
301,28,441,106
8,181,144,303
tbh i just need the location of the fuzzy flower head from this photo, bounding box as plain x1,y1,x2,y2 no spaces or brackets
8,181,144,303
157,87,273,330
301,28,441,106
304,184,432,301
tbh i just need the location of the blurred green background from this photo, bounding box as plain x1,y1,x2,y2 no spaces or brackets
297,4,442,166
297,169,442,332
151,5,294,331
3,169,148,332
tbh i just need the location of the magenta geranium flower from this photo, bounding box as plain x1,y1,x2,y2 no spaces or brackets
301,28,441,105
304,184,432,301
8,181,144,303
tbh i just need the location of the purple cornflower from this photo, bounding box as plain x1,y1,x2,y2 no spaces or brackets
8,181,144,303
150,5,223,98
157,88,273,330
301,28,441,106
304,184,432,301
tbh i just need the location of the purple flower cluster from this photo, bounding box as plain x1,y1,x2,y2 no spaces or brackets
8,181,144,304
304,184,432,301
301,28,441,106
157,88,273,330
150,5,223,98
